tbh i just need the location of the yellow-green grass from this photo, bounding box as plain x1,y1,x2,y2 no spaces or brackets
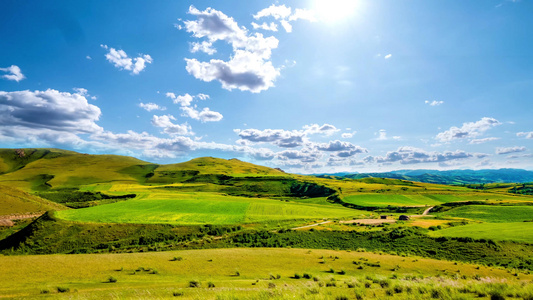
430,222,533,243
437,205,533,223
56,192,364,225
0,248,530,299
0,154,148,190
0,185,66,215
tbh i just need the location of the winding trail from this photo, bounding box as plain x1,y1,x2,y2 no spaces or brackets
422,206,434,215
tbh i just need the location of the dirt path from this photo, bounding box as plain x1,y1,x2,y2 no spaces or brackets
422,206,434,215
340,219,396,225
0,212,43,227
292,221,332,230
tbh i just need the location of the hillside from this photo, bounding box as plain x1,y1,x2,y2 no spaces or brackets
0,184,66,215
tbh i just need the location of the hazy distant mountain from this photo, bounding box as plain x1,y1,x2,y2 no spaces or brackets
315,169,533,184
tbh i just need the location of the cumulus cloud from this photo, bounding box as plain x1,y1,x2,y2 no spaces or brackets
303,123,339,136
277,148,321,163
469,137,500,144
182,6,280,93
181,106,223,122
139,102,166,111
253,4,316,33
425,100,444,106
496,146,527,155
251,22,278,32
365,146,486,165
384,54,392,59
102,45,152,75
0,89,102,134
0,65,25,82
151,115,193,136
190,41,217,55
517,131,533,139
436,117,501,142
235,128,305,148
166,93,194,106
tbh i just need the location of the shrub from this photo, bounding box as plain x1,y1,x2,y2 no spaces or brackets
303,273,312,279
293,273,302,279
107,276,118,283
40,289,50,294
338,270,346,275
328,268,335,273
207,282,215,288
268,282,276,289
326,281,337,287
335,296,349,300
189,280,201,288
171,256,183,261
308,287,319,294
172,291,184,297
56,286,70,293
364,281,372,288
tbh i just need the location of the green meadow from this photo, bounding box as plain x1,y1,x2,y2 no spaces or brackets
57,192,363,225
437,205,533,223
430,222,533,243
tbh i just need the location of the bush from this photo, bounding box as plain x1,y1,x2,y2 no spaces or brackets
189,280,201,288
293,273,302,279
171,256,183,261
172,291,184,297
208,282,215,288
268,282,276,289
337,269,346,275
303,273,312,279
107,276,118,283
56,286,70,293
335,296,349,300
40,289,50,294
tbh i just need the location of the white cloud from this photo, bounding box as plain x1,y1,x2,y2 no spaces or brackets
469,137,500,144
303,123,339,136
181,106,223,122
436,117,501,142
366,146,486,165
182,6,281,93
425,100,444,106
151,115,193,136
235,128,305,148
139,102,166,111
251,22,278,32
190,41,217,55
166,93,194,106
0,89,102,134
495,146,527,155
86,56,92,60
277,148,322,163
102,45,153,75
0,65,25,82
315,140,368,157
253,4,315,33
341,132,356,139
384,54,392,59
517,131,533,139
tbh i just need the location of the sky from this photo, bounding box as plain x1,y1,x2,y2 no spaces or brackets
0,0,532,173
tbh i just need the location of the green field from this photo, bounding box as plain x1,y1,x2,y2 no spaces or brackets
430,222,533,243
343,194,443,207
1,248,531,299
57,192,363,225
437,205,533,223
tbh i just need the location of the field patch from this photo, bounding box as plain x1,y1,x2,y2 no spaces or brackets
57,193,360,225
343,194,442,207
437,205,533,223
430,222,533,243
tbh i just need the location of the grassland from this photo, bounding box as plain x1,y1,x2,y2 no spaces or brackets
0,184,66,215
430,222,533,243
56,191,362,225
1,248,532,299
437,205,533,223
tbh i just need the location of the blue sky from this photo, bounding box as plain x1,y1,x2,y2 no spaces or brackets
0,0,532,173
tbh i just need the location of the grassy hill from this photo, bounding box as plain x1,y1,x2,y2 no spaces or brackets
0,184,66,215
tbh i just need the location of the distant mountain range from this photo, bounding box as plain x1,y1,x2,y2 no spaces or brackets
313,169,533,185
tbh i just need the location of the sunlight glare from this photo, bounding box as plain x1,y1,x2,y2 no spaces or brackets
313,0,359,23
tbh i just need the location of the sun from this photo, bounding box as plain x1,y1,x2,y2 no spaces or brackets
312,0,360,23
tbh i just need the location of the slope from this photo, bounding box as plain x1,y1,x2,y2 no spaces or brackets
0,184,66,215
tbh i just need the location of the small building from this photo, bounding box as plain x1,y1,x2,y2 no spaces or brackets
380,215,388,219
399,215,410,221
